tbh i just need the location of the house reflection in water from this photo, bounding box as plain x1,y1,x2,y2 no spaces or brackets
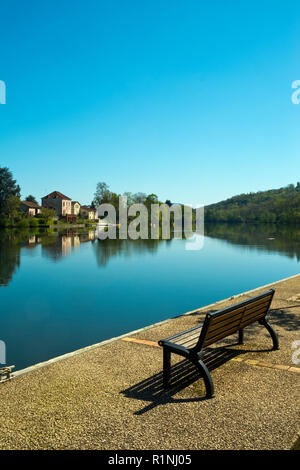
73,235,80,250
27,235,42,245
1,223,300,288
39,230,96,261
0,229,100,286
25,229,161,267
61,235,72,257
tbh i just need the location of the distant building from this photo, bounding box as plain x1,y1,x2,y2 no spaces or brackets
80,206,97,220
20,201,41,216
41,191,72,216
72,201,81,215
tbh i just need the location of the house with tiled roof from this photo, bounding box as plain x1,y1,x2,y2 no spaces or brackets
20,200,42,216
80,205,97,220
41,191,72,217
71,201,81,215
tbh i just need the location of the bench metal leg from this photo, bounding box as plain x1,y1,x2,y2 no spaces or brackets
259,319,279,350
238,329,244,345
163,348,171,389
192,358,214,399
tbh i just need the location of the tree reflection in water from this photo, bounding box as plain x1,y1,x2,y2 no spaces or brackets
0,223,300,287
205,223,300,261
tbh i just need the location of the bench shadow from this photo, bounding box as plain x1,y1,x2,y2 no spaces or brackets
267,307,300,331
121,347,245,415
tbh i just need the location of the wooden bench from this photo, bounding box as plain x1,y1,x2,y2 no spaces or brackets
158,289,278,398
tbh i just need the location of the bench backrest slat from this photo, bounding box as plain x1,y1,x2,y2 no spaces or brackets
192,289,274,352
240,301,272,326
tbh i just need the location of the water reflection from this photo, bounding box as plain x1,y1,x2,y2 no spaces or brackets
0,224,299,287
0,229,97,286
205,223,300,261
0,231,21,286
39,230,96,261
92,238,165,267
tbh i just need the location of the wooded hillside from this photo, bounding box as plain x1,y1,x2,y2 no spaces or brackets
205,183,300,224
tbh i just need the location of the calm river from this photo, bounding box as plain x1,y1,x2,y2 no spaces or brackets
0,223,299,370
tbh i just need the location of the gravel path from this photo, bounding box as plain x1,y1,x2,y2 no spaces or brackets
0,275,299,450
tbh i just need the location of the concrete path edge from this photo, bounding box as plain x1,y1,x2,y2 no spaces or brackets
6,272,300,381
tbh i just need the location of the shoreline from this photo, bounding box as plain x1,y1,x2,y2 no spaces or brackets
0,272,299,450
0,223,98,229
8,271,300,381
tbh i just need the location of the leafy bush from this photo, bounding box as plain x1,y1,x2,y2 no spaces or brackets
0,217,9,227
16,218,30,228
28,217,39,227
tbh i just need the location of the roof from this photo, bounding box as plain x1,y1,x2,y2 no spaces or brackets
80,205,96,212
21,201,41,208
42,191,71,201
72,201,81,206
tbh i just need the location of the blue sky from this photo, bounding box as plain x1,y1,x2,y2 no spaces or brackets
0,0,299,206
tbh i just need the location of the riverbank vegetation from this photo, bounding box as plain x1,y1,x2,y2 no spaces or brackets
205,183,300,224
0,167,98,228
2,166,300,228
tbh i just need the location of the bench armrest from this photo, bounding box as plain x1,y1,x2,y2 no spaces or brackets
158,340,189,357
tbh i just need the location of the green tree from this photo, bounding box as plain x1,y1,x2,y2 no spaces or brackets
145,193,159,211
204,183,300,225
132,192,147,204
93,182,112,206
122,192,135,206
0,167,21,214
145,193,158,204
25,195,38,204
5,195,21,223
40,207,56,222
109,192,120,210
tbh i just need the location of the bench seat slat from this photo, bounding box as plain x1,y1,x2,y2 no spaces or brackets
174,331,202,346
173,327,202,341
160,324,203,344
178,336,200,348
